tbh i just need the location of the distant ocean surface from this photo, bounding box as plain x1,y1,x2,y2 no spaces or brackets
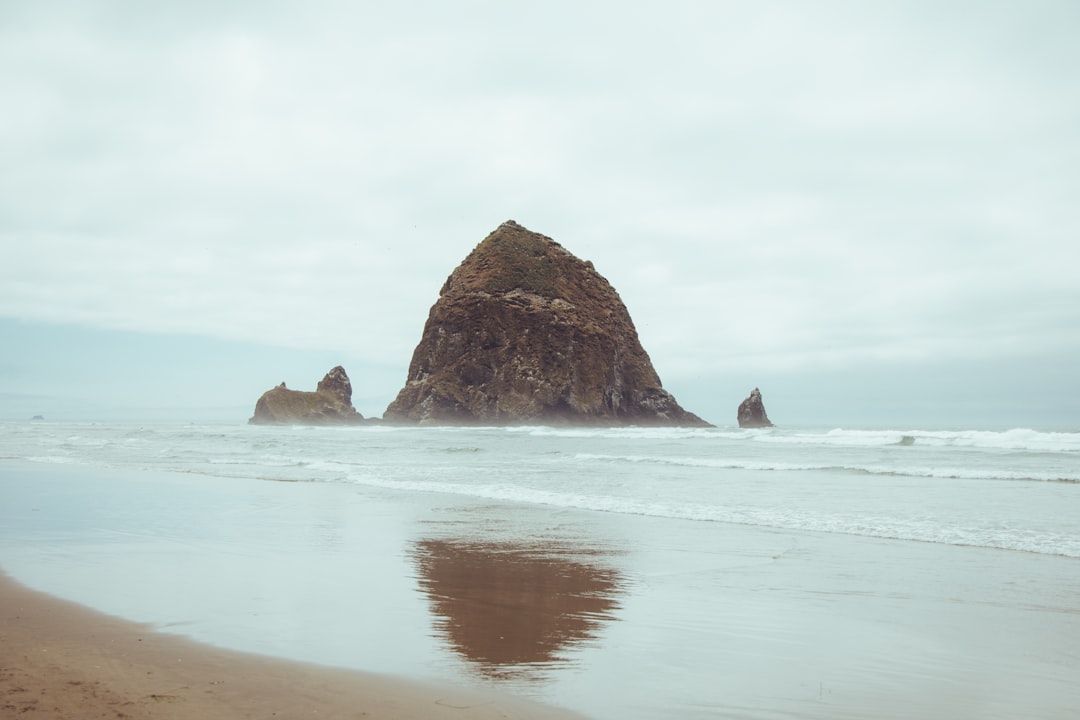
2,420,1079,719
3,421,1078,558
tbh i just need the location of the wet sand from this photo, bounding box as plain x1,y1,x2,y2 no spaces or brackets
3,459,1079,719
0,572,585,720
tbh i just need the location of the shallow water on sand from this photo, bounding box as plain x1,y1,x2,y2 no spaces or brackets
1,422,1079,719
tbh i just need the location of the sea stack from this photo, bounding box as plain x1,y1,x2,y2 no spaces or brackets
384,220,709,426
737,387,773,428
249,366,365,425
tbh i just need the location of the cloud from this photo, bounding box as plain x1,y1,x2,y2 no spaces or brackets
1,1,1078,423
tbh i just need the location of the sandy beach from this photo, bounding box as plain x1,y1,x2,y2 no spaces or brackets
0,572,584,720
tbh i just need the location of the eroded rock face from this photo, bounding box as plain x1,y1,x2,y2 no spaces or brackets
249,366,365,425
384,220,709,426
737,387,773,428
316,365,353,406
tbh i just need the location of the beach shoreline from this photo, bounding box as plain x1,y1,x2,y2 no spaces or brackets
0,571,586,720
2,429,1078,720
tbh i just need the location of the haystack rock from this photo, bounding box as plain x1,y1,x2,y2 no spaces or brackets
384,220,709,426
249,366,365,425
737,387,773,428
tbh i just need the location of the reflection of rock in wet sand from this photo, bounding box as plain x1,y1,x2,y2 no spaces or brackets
412,539,623,679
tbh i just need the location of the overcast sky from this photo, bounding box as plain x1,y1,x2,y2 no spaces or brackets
2,1,1078,427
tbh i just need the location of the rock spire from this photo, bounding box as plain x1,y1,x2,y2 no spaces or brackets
737,387,773,428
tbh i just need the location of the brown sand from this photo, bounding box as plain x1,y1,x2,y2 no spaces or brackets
0,572,585,720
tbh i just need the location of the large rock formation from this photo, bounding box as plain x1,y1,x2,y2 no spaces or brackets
737,387,773,428
384,220,709,426
249,366,365,425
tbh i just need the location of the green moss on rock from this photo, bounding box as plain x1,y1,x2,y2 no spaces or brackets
477,228,560,296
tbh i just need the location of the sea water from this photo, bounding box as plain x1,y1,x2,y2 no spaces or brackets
5,421,1078,557
1,421,1078,719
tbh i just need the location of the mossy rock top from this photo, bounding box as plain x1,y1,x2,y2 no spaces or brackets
444,220,597,301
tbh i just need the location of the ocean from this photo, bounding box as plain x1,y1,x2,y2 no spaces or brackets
2,420,1078,718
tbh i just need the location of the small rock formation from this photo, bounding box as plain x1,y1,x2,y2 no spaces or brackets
249,366,365,425
384,220,709,426
737,387,773,428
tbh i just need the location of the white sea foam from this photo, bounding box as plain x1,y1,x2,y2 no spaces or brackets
338,469,1080,558
3,420,1077,558
572,453,1080,483
22,455,77,465
575,452,838,473
380,424,1080,453
756,427,1080,453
